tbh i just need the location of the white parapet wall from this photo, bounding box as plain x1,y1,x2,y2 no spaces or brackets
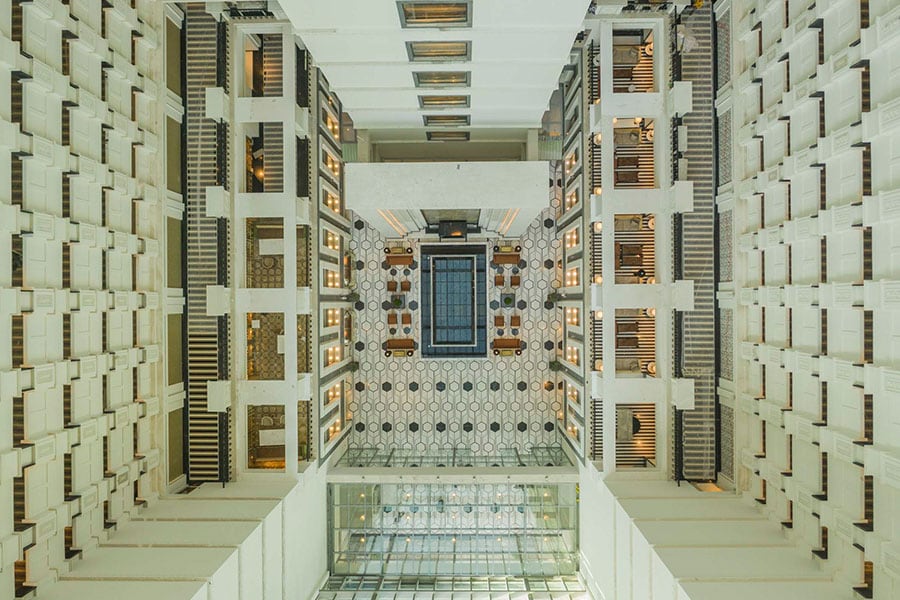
345,161,550,238
579,464,846,600
38,467,329,600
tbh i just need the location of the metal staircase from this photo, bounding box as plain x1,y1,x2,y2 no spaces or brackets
677,6,717,480
184,4,226,483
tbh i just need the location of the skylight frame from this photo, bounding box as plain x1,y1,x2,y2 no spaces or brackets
397,1,472,28
422,114,471,127
406,41,472,63
426,131,471,141
418,94,471,109
413,71,471,88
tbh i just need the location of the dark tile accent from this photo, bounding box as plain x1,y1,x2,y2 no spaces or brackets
544,421,555,432
463,422,473,432
355,422,365,432
382,382,392,392
490,422,500,432
409,422,419,432
355,382,365,392
382,422,392,432
517,422,527,432
490,381,500,391
463,382,473,392
409,382,419,391
544,218,554,228
436,381,446,392
517,381,527,391
436,422,446,432
354,220,365,230
355,342,365,351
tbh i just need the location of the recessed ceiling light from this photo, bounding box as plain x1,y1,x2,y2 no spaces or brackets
407,41,471,62
427,131,470,141
423,114,470,127
413,71,471,88
418,95,470,108
398,2,471,28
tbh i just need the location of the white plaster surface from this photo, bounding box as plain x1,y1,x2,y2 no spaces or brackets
346,161,550,237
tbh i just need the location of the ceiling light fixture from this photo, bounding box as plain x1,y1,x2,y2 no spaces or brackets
407,41,471,62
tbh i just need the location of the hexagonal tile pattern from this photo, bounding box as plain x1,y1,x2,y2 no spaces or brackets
346,196,562,454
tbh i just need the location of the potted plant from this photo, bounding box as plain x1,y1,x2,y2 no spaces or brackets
547,291,563,304
347,361,359,373
549,360,563,372
344,291,360,303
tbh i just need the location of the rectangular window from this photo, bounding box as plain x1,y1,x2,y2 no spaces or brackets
166,217,182,288
427,131,470,142
166,314,183,385
166,117,182,194
324,308,341,328
399,2,471,28
413,71,471,87
167,408,184,482
423,114,470,127
323,229,341,252
418,94,470,108
407,41,471,62
165,18,182,96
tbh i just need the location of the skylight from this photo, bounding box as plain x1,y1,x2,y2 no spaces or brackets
413,71,471,88
406,41,471,62
419,95,470,108
426,131,470,141
398,2,471,28
422,114,471,127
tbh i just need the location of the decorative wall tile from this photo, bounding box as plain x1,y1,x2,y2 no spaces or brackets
347,211,562,452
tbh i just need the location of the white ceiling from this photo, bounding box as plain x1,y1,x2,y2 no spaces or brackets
283,0,591,131
346,161,550,238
